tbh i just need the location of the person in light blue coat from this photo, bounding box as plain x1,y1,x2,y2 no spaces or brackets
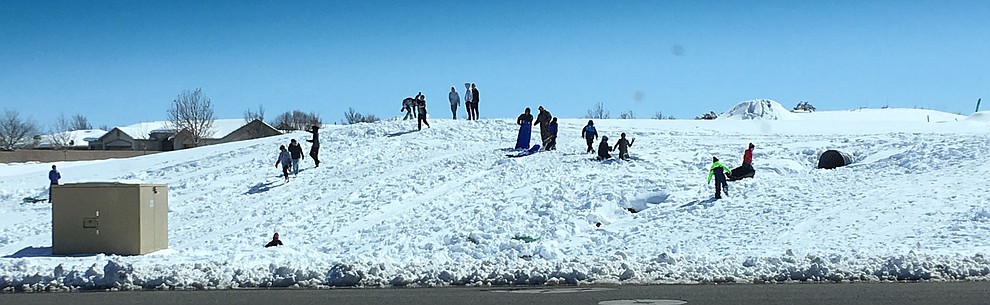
275,145,292,182
448,87,460,120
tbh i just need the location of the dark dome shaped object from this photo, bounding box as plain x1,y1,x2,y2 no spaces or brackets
818,150,853,169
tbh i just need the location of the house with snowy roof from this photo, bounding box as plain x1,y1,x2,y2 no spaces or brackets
86,119,280,151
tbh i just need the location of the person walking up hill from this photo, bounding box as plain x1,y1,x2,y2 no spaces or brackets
582,120,598,153
707,156,731,199
307,125,321,168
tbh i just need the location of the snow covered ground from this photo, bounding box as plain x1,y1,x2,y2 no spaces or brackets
2,106,990,291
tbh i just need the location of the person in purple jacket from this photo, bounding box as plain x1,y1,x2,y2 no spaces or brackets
48,165,61,203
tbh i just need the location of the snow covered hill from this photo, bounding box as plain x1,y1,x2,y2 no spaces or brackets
2,108,990,291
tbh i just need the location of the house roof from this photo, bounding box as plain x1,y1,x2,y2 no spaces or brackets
34,129,108,148
93,119,251,141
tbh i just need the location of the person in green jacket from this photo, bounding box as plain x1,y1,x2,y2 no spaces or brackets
707,156,731,199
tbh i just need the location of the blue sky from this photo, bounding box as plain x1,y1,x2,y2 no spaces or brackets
1,1,988,128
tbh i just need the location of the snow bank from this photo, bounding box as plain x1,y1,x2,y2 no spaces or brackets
964,111,990,122
2,114,990,291
719,99,799,120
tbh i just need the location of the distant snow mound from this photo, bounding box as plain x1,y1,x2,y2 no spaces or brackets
719,99,800,120
964,111,990,122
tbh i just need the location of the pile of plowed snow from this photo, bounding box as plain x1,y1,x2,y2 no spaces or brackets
719,99,799,120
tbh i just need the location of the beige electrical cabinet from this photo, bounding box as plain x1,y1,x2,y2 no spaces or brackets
51,183,168,255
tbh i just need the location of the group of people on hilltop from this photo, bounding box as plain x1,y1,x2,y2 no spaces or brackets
402,83,481,128
579,120,634,161
274,126,321,182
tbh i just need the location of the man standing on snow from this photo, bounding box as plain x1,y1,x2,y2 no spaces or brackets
48,165,61,203
417,95,430,130
707,156,732,199
287,139,304,176
307,125,321,168
582,120,598,153
463,83,473,120
470,83,480,120
448,87,460,120
534,106,552,148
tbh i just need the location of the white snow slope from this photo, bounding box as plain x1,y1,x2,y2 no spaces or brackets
2,108,990,291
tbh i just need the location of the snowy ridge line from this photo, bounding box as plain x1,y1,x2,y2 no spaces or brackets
2,252,990,291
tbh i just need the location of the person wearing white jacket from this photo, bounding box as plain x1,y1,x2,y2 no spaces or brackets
448,87,460,120
463,83,474,120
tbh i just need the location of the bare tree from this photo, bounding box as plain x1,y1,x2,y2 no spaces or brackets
0,109,39,150
167,88,216,145
70,114,92,130
653,111,675,120
585,102,610,119
618,110,635,119
243,104,265,124
269,110,322,131
50,112,73,149
342,107,381,124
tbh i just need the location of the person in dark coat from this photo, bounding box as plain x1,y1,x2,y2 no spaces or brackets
413,92,423,117
448,87,460,120
612,133,635,160
287,139,304,175
707,156,732,199
545,117,558,151
48,165,61,203
470,83,480,120
264,232,283,248
307,125,320,168
534,106,552,148
417,96,430,130
515,108,534,149
596,136,612,161
401,97,416,120
275,145,291,182
582,120,598,153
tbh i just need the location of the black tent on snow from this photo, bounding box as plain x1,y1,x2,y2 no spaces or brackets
818,150,853,169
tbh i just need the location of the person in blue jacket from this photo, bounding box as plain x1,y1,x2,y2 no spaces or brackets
275,145,292,182
48,165,61,203
582,120,598,153
707,156,732,199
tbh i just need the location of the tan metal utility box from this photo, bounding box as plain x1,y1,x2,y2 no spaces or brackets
51,183,168,255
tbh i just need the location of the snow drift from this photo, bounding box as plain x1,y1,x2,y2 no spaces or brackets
2,109,990,291
719,99,799,120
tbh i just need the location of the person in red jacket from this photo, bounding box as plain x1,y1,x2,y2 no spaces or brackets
729,143,756,180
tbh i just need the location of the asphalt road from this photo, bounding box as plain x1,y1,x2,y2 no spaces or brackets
3,282,990,305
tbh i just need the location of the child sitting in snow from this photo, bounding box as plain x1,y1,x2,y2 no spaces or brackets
596,136,612,161
264,232,283,248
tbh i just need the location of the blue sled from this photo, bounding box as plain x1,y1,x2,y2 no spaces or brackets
506,145,541,158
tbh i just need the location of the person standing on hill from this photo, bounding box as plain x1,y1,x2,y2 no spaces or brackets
582,120,598,153
275,145,292,182
287,139,304,175
463,83,474,120
534,106,552,148
612,133,635,160
515,107,534,149
48,165,61,203
596,136,612,161
307,125,321,168
707,156,731,199
470,83,480,120
545,117,558,151
417,95,430,130
448,87,460,120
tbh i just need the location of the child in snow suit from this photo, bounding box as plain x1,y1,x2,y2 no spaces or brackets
307,125,320,168
264,232,283,248
707,156,732,199
546,117,558,151
275,145,292,182
596,136,612,161
287,139,304,175
582,120,598,153
612,133,635,160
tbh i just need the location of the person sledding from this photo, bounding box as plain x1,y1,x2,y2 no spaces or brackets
596,136,612,161
515,108,534,149
728,143,756,181
264,232,283,248
707,156,731,199
612,133,635,160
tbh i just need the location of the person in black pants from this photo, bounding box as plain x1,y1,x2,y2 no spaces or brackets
470,83,480,120
307,125,320,168
417,96,430,130
582,120,597,153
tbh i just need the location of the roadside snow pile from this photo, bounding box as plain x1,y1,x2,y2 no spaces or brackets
719,99,799,120
964,111,990,122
